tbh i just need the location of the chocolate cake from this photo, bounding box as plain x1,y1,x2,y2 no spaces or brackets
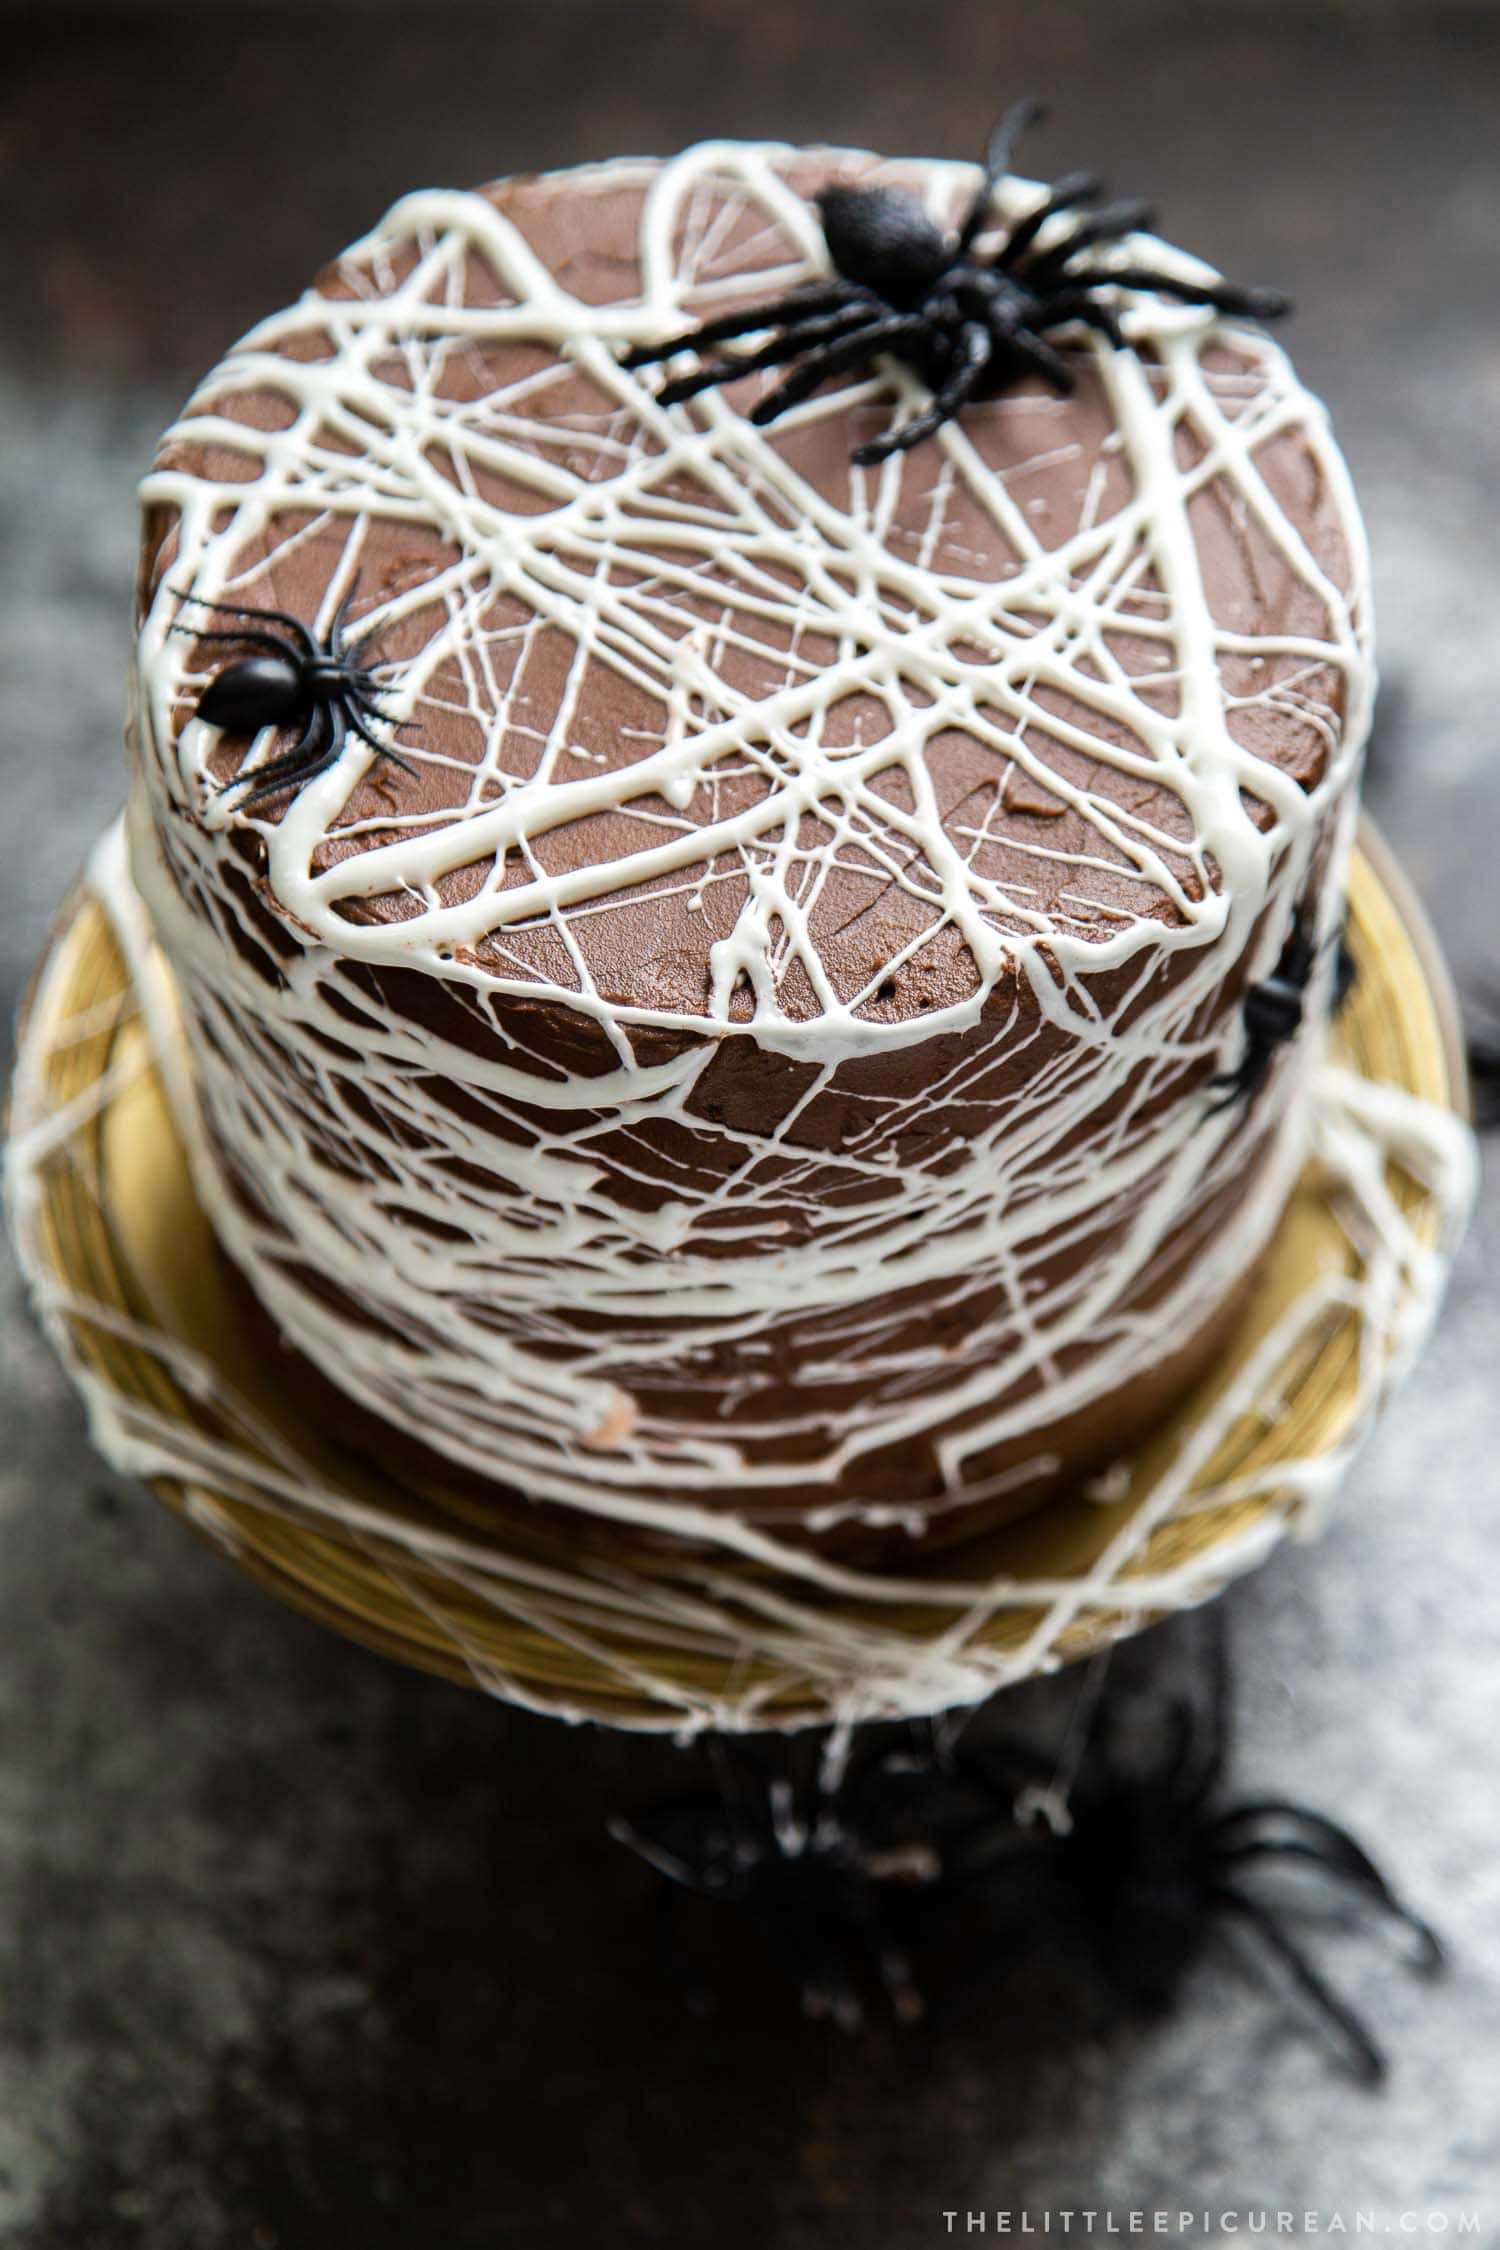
123,136,1371,1557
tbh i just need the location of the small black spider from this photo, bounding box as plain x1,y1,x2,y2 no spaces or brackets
932,1620,1442,2085
1209,905,1327,1112
1461,994,1500,1131
171,587,412,807
622,99,1289,465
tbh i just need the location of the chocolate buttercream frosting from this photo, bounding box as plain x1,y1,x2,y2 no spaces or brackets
124,141,1371,1553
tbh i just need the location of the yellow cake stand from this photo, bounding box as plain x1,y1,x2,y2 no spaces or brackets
5,823,1475,1733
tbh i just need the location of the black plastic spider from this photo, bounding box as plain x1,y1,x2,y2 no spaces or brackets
622,99,1289,466
911,1621,1443,2084
612,1617,1440,2082
1209,905,1326,1112
1461,994,1500,1130
171,587,412,806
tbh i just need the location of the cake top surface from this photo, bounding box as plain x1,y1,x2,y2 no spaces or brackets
136,139,1370,1058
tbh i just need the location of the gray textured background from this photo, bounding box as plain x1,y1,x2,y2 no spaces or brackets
2,5,1498,2243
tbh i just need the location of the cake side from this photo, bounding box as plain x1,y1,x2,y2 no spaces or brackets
123,142,1371,1549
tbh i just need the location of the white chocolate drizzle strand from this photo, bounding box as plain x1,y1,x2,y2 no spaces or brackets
125,145,1374,1536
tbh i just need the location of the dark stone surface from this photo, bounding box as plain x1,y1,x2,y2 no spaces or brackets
2,7,1498,2242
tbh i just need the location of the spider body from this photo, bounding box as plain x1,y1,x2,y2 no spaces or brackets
1209,907,1324,1111
623,101,1289,465
172,589,411,807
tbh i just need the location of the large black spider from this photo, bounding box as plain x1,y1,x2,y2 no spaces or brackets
170,587,412,807
611,1616,1441,2081
622,99,1289,465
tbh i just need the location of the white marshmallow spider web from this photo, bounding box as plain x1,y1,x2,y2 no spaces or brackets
140,144,1361,1051
114,147,1384,1577
3,826,1476,1731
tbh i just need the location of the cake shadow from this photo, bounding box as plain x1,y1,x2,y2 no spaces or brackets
16,1601,1192,2250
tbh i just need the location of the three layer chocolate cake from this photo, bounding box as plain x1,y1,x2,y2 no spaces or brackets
124,134,1370,1555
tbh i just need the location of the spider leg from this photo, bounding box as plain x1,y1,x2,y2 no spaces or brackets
893,1739,1056,1894
836,1860,924,2027
217,701,319,796
955,97,1047,254
1022,200,1158,280
969,278,1075,390
998,172,1105,269
1153,1696,1202,1797
226,711,337,810
1205,1060,1258,1114
170,622,301,659
622,283,861,368
1162,1600,1232,1809
995,326,1075,395
1069,265,1291,321
609,1803,745,2017
1209,1802,1443,1968
854,321,994,464
330,581,402,695
645,1865,716,2020
749,313,930,425
607,1809,740,1901
770,1863,872,2031
168,590,319,660
655,302,881,407
1218,1834,1442,1961
1210,1882,1388,2085
327,575,363,661
346,682,403,725
1036,293,1127,353
340,696,418,776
